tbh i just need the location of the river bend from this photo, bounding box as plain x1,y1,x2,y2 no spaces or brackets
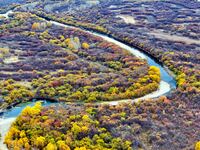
0,10,176,149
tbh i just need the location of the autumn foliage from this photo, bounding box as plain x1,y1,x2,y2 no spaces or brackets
4,102,132,150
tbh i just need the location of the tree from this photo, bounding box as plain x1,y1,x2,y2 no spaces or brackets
64,38,75,49
45,143,58,150
195,141,200,150
21,102,42,116
82,115,90,122
82,42,90,49
176,73,186,86
64,38,71,45
59,35,65,41
19,130,26,138
25,142,31,150
57,140,71,150
107,61,122,70
149,74,160,83
149,66,160,76
71,123,81,136
108,87,119,94
32,22,40,30
70,91,84,100
148,66,161,83
35,136,46,148
87,92,98,102
0,47,9,57
74,147,87,150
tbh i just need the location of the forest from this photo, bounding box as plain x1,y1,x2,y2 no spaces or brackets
24,0,199,89
0,0,199,150
0,12,161,110
4,90,200,149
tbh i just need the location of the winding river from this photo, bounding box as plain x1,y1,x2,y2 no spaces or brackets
0,11,176,149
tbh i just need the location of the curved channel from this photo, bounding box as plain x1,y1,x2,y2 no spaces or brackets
0,10,176,149
47,20,176,104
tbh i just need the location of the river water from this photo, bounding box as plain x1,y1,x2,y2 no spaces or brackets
0,11,176,149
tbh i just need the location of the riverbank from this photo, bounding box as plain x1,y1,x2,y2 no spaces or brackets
1,1,199,149
0,10,176,109
36,13,177,88
0,10,177,149
0,10,13,18
105,81,171,105
0,118,16,150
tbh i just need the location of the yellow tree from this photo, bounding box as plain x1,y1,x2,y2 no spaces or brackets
195,141,200,150
57,140,71,150
74,147,87,150
32,22,40,30
82,42,90,49
35,136,46,148
45,143,58,150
